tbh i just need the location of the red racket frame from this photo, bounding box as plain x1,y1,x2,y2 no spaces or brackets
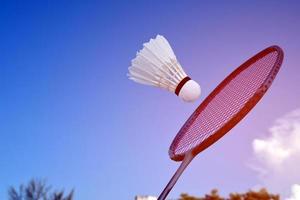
169,45,284,161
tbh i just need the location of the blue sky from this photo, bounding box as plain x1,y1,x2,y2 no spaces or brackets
0,1,300,199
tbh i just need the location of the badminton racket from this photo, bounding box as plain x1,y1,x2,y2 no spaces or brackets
158,45,284,200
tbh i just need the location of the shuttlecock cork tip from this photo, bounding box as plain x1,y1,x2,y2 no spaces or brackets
176,78,201,102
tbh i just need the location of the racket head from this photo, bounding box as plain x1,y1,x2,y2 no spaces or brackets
169,46,284,161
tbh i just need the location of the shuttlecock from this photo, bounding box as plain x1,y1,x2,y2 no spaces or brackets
128,35,201,102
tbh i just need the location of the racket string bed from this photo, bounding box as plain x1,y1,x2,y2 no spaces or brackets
172,51,279,156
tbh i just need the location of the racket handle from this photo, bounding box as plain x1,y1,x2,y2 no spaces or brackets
158,153,194,200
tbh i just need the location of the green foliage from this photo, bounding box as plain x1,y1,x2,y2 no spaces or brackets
8,179,73,200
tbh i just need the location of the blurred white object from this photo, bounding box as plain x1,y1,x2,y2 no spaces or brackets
135,195,157,200
128,35,201,102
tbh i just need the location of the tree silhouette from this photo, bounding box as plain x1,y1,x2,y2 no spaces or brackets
179,189,224,200
179,188,279,200
179,193,202,200
8,179,73,200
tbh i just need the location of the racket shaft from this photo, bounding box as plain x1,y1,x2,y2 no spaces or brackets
158,153,194,200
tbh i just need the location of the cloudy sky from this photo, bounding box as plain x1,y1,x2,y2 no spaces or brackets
250,109,300,199
0,1,299,200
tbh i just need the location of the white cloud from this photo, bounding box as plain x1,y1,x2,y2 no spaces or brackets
286,184,300,200
250,108,300,199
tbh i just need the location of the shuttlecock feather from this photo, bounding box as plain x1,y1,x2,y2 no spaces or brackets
128,35,201,102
